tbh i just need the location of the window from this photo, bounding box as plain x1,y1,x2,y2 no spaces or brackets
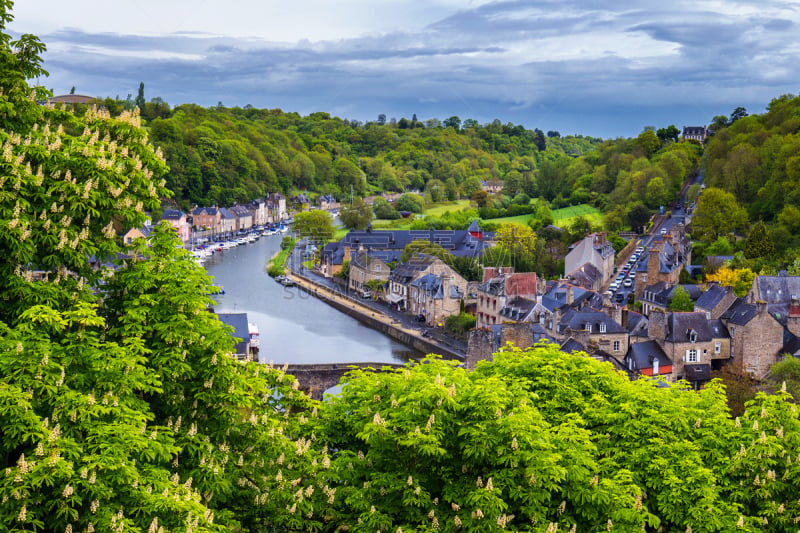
689,329,697,343
585,323,592,332
730,327,735,337
705,312,711,319
686,349,698,363
613,340,620,352
600,323,607,333
715,342,721,354
653,358,659,374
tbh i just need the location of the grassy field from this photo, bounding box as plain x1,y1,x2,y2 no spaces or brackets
364,203,601,232
423,200,471,217
487,204,602,228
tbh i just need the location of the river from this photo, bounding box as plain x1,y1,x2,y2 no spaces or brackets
202,233,418,366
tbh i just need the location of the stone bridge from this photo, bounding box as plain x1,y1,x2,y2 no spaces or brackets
285,362,406,400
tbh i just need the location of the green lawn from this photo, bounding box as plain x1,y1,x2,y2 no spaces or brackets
423,200,471,217
488,204,602,228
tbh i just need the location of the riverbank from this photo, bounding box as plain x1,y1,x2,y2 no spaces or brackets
285,271,465,361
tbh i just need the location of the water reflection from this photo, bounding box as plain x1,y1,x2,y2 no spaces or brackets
203,234,418,365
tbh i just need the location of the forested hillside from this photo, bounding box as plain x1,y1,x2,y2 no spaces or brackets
142,104,600,209
703,94,800,222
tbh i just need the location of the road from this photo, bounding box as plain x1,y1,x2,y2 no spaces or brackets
608,170,705,304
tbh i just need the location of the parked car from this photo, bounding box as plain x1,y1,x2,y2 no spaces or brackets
360,289,372,299
623,278,633,288
660,227,668,235
615,292,625,303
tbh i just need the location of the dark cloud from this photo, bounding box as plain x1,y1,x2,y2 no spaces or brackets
33,0,800,138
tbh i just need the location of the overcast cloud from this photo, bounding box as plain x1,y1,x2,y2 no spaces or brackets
10,0,800,138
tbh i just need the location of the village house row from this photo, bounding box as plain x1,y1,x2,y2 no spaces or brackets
320,222,799,388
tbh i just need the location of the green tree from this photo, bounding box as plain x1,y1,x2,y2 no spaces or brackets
399,239,451,264
744,220,775,259
767,356,800,402
626,203,651,233
340,197,373,229
669,285,694,311
396,192,424,213
135,81,145,110
292,209,334,244
691,187,749,241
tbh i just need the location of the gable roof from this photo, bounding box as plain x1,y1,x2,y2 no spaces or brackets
558,309,626,334
663,312,728,343
628,340,672,369
161,209,185,220
752,274,800,304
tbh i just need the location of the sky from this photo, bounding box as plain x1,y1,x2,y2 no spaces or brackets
9,0,800,139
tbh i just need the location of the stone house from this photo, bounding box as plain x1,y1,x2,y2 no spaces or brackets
318,195,339,211
720,299,785,379
564,233,615,288
216,312,252,361
266,192,288,222
386,254,458,312
694,284,737,319
476,269,538,328
191,206,221,232
566,262,603,291
407,271,468,326
639,283,703,317
647,310,731,389
481,180,504,193
682,126,708,142
634,228,691,301
161,209,191,243
123,224,152,245
218,207,236,237
230,205,253,231
349,252,391,295
552,308,629,358
248,198,268,226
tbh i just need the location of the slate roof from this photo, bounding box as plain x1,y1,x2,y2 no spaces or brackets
320,228,494,266
663,312,727,343
566,261,602,289
216,312,250,354
467,219,482,233
230,205,252,218
752,275,800,304
161,209,186,220
560,337,587,354
218,207,236,220
720,298,758,325
558,309,627,334
351,252,389,271
499,296,537,322
695,284,732,310
627,340,671,370
540,283,602,312
192,206,218,216
408,273,462,300
390,254,437,284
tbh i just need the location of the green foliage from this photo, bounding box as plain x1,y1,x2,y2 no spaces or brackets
373,197,401,219
396,192,424,213
317,343,800,532
337,259,350,280
444,312,476,335
669,285,695,311
767,356,800,402
692,187,749,241
292,209,334,244
340,197,373,229
266,236,297,277
744,220,775,259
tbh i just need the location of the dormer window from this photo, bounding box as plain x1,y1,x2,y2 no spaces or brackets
688,329,698,343
599,323,606,333
585,323,592,332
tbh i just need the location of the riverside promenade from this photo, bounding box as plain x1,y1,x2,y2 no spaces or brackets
284,268,466,361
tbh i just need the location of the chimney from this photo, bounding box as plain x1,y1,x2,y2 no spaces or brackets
343,246,352,263
647,247,660,286
442,275,451,301
756,300,767,316
622,308,629,329
790,297,800,318
566,285,574,305
648,308,667,345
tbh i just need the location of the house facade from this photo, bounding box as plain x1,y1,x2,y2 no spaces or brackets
564,233,615,288
349,252,391,295
192,207,220,232
407,271,468,326
476,269,538,328
161,209,191,243
230,205,253,231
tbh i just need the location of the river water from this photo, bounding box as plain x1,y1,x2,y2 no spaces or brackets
203,233,417,366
